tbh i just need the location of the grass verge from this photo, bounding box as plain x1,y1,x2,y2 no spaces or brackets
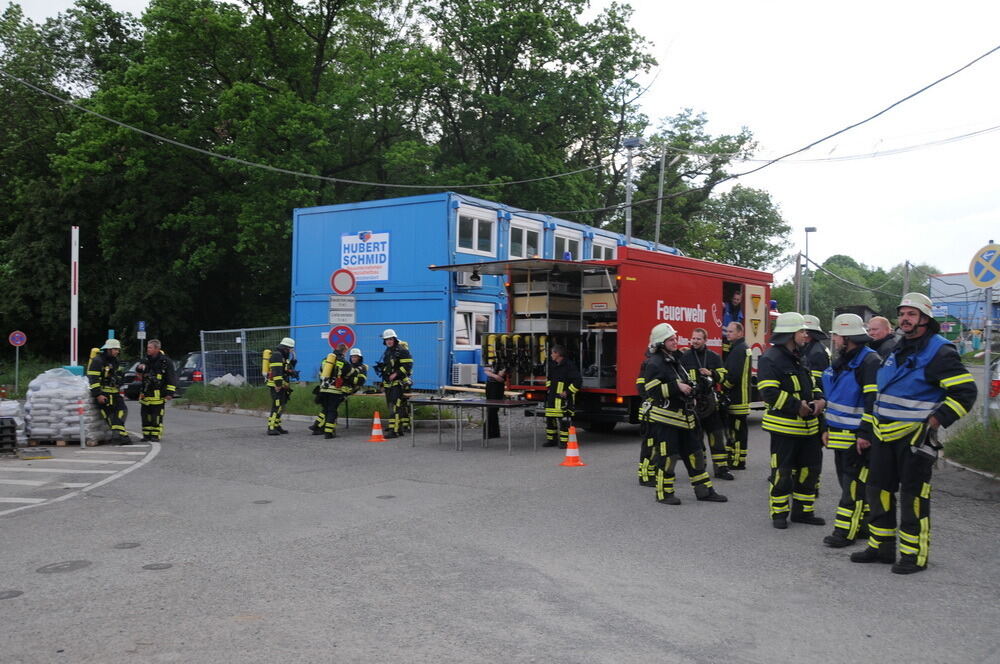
944,417,1000,475
179,383,450,420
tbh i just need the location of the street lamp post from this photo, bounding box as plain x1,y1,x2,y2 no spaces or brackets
804,226,817,314
623,136,645,245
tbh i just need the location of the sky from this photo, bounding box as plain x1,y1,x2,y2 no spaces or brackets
20,0,1000,284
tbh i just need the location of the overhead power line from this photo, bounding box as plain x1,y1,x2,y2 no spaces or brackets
0,69,602,190
803,256,903,298
539,41,1000,217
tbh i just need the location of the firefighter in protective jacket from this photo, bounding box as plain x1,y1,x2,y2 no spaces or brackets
136,339,177,442
87,338,130,444
851,293,976,574
643,323,727,505
681,327,734,480
311,344,349,439
635,347,656,486
266,338,295,436
380,329,413,438
722,321,752,470
757,312,826,529
544,345,581,448
820,314,880,548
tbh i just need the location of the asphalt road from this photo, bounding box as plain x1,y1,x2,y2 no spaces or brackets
2,404,998,663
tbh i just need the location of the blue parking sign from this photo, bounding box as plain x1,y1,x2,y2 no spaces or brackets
969,244,1000,288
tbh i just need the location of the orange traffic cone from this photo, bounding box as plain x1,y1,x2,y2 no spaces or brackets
368,411,387,442
559,426,586,467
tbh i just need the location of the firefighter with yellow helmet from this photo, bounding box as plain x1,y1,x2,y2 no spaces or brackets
851,293,976,574
757,312,826,529
642,323,727,505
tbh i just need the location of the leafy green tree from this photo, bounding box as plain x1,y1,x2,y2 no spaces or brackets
684,185,790,269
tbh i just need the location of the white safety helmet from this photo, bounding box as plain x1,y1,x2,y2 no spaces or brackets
831,313,868,338
280,337,295,348
349,348,363,358
382,328,397,340
898,292,934,318
772,312,807,334
101,338,121,350
802,314,828,340
649,322,678,346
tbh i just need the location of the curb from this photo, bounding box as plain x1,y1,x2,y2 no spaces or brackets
941,456,1000,482
171,402,460,429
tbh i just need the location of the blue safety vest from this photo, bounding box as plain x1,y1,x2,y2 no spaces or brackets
822,346,876,449
875,334,948,440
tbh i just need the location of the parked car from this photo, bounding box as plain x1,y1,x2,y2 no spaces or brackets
176,350,268,392
120,361,143,401
991,357,1000,413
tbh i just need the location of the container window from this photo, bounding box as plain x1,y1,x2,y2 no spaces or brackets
454,301,494,349
457,213,495,256
510,227,540,259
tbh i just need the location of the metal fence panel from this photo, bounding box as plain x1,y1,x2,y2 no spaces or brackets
199,321,445,391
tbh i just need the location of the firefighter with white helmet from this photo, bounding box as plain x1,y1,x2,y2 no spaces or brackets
821,314,881,548
379,328,413,438
852,293,976,574
642,323,727,505
265,337,296,436
757,312,826,529
802,314,831,383
87,338,131,444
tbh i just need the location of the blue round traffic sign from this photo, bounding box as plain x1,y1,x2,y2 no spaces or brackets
8,330,26,347
969,244,1000,288
327,325,356,350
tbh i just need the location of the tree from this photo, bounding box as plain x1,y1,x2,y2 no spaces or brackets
684,185,790,269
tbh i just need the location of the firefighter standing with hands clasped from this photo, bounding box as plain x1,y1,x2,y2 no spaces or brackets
757,312,826,529
851,293,976,574
681,327,734,480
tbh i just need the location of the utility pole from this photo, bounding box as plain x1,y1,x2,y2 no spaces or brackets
623,136,645,245
903,260,910,294
804,227,817,314
654,150,682,248
794,252,802,312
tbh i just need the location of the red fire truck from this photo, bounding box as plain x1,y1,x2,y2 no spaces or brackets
431,246,772,431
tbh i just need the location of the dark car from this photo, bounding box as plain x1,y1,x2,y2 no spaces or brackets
176,350,267,392
120,361,143,401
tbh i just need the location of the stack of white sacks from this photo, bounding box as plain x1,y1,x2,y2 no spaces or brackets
0,398,28,446
24,368,111,443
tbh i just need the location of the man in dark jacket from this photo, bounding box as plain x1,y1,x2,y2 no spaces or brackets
87,338,130,444
722,321,752,470
851,294,977,574
681,327,733,480
544,345,581,448
136,339,177,442
866,316,899,360
803,314,831,385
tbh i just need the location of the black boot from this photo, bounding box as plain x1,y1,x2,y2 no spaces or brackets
277,427,289,434
696,487,728,502
657,494,682,505
638,478,656,487
850,546,895,564
772,516,788,530
791,512,826,526
267,429,281,436
891,554,926,575
714,467,735,481
823,532,855,548
324,432,335,439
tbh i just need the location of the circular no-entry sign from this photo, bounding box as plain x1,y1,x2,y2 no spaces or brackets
327,325,356,350
8,330,27,347
330,269,357,295
969,244,1000,288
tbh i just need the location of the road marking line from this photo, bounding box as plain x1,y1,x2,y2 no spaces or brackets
1,467,117,474
0,442,159,517
33,458,133,465
0,497,48,504
75,450,147,456
0,479,90,488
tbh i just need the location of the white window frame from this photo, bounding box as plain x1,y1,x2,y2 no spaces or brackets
508,217,543,259
456,208,497,257
554,229,583,261
591,238,617,260
453,300,495,350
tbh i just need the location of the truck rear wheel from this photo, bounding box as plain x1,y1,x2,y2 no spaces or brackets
583,421,616,434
